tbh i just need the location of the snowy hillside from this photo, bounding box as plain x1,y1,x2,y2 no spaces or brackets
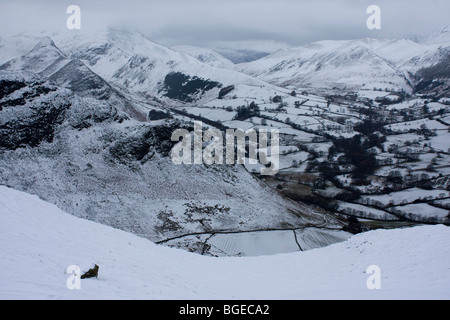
0,185,449,300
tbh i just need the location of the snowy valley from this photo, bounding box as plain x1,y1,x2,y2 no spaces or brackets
0,24,449,300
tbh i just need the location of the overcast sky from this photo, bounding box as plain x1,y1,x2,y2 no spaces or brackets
1,0,449,52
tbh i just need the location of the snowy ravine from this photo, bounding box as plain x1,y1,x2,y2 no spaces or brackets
0,186,449,300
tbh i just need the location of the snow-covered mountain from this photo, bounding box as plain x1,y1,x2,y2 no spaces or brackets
239,27,450,96
0,29,273,109
2,27,447,105
1,185,449,300
172,45,235,69
239,39,412,92
47,29,270,105
0,34,147,121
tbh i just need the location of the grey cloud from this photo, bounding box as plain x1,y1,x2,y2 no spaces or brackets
0,0,448,51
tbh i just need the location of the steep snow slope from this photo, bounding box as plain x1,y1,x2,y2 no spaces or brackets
0,185,449,300
364,39,437,69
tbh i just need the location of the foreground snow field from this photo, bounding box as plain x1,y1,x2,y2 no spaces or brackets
0,185,449,300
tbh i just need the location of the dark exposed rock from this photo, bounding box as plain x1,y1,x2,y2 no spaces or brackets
0,80,27,100
0,82,57,110
0,80,71,150
0,100,70,150
108,121,184,165
81,264,99,279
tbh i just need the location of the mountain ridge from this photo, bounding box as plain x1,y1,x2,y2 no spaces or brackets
238,27,450,95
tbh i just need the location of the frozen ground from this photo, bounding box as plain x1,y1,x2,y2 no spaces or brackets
1,186,449,300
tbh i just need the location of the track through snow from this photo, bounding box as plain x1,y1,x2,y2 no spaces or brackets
0,186,449,300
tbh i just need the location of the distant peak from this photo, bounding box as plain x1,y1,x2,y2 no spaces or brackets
26,36,66,58
34,36,57,48
433,25,450,36
423,25,450,45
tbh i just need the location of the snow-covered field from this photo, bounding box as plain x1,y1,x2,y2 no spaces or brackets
336,201,400,221
388,203,450,224
359,188,450,208
1,186,449,300
387,118,448,132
